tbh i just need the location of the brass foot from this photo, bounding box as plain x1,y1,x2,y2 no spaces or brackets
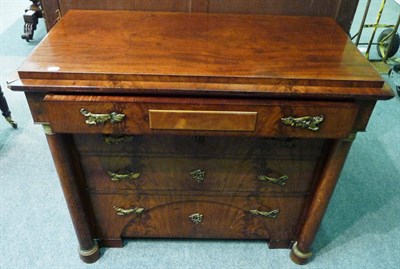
290,241,312,265
78,241,100,264
5,116,17,129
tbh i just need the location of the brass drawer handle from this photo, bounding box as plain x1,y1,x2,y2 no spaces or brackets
258,175,288,186
250,209,280,219
107,171,140,182
190,169,206,183
281,115,324,131
113,206,144,216
103,135,134,144
80,108,125,125
189,213,203,224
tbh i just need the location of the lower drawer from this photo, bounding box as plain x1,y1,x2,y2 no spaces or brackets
89,193,308,245
80,156,319,193
74,134,325,159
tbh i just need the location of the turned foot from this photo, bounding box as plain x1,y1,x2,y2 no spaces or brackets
290,241,313,265
0,86,17,129
5,116,17,129
78,241,100,263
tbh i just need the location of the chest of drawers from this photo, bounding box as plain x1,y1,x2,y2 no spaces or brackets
9,10,393,264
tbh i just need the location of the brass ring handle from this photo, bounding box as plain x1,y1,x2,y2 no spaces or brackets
281,115,324,131
250,209,280,219
113,206,144,216
190,169,206,183
107,171,141,182
258,175,288,186
189,213,203,224
80,108,125,125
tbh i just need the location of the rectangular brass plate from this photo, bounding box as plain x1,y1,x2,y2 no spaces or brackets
149,110,257,131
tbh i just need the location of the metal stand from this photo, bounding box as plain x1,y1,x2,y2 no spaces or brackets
353,0,400,63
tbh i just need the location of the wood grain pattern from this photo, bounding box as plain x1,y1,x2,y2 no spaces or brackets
18,10,384,89
149,110,257,131
41,0,61,30
334,0,360,33
9,79,393,100
58,0,192,14
207,0,336,15
24,92,47,123
79,155,319,194
88,193,308,244
47,0,359,33
353,101,377,131
73,135,325,159
44,95,359,138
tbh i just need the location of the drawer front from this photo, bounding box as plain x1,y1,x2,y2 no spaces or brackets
80,155,319,193
44,95,358,138
74,134,325,159
89,193,307,242
149,109,257,131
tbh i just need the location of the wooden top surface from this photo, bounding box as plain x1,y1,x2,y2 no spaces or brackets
16,10,391,99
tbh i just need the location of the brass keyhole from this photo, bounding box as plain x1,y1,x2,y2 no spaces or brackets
190,169,206,183
189,213,203,224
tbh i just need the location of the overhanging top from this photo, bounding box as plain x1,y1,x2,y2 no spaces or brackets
15,10,390,99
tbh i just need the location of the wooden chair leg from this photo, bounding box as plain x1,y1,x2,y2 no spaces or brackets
0,86,18,129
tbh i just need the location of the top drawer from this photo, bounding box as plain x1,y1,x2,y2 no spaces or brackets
44,95,359,138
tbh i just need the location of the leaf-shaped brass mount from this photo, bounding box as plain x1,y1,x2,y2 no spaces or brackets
281,115,324,131
250,209,280,219
258,175,288,186
107,171,141,182
80,108,125,125
113,206,144,216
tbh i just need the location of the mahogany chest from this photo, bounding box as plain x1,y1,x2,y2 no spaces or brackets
9,10,393,264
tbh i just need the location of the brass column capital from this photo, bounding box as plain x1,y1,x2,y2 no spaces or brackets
42,123,54,135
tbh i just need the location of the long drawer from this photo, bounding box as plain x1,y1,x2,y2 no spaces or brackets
80,155,319,193
44,95,359,138
74,134,325,159
89,193,308,243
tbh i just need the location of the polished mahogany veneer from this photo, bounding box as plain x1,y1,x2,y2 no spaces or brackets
10,10,392,264
41,1,360,44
